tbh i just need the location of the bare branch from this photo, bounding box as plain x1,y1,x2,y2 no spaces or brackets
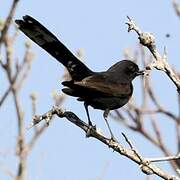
0,162,15,178
122,132,144,162
0,0,20,47
126,16,180,93
30,106,180,180
148,153,180,163
173,0,180,17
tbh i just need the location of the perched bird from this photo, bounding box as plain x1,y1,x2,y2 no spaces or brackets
15,15,144,140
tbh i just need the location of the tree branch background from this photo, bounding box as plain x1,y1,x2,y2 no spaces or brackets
1,0,180,180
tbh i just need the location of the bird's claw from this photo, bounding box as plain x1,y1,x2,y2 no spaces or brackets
86,124,96,138
108,136,119,147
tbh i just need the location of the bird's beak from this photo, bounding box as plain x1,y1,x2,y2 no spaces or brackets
135,70,144,76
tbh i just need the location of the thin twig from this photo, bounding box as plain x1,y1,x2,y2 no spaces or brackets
0,0,20,48
147,153,180,163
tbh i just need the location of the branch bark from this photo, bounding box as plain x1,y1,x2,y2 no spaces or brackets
31,106,180,180
126,16,180,93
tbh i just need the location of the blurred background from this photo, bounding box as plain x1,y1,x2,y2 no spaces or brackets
1,0,180,180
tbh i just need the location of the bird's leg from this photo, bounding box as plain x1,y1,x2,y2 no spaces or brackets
84,103,96,137
84,102,93,126
103,109,117,142
84,102,96,136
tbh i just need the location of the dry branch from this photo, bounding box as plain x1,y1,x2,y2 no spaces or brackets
30,106,180,180
126,16,180,93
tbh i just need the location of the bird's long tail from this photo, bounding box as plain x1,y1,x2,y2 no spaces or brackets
15,15,93,81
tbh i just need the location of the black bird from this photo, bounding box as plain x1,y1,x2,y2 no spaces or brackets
15,15,144,140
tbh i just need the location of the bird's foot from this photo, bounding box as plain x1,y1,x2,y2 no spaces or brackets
86,123,96,138
109,135,119,145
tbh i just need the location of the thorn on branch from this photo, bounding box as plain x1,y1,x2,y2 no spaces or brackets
122,132,143,161
122,132,154,175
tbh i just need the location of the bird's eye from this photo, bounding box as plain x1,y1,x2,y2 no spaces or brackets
128,65,136,72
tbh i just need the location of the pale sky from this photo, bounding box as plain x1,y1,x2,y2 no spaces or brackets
1,1,179,180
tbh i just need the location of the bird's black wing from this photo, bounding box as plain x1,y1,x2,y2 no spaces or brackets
74,74,132,97
15,15,93,81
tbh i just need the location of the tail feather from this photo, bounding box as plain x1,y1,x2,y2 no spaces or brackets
62,88,79,97
15,15,93,81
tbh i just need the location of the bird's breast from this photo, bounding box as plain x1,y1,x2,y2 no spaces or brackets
86,95,131,110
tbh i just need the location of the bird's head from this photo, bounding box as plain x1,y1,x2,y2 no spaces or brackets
107,60,144,81
122,60,144,80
